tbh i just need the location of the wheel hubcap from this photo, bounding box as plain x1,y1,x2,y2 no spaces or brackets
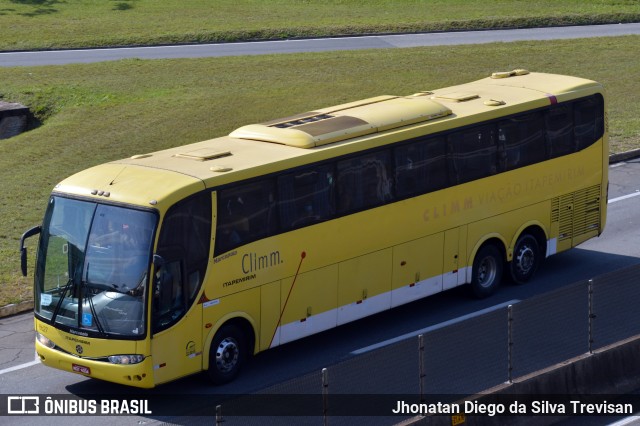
478,256,497,288
216,337,239,373
516,246,534,275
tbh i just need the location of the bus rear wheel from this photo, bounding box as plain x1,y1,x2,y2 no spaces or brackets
470,244,503,298
510,234,541,284
207,324,246,385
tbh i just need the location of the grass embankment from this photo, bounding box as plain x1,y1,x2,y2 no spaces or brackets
0,0,639,50
1,35,639,306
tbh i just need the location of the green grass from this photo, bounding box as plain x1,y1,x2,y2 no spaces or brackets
1,35,640,306
0,0,639,50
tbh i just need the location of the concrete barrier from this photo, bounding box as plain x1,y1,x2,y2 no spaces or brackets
610,148,640,164
0,102,30,139
401,334,640,425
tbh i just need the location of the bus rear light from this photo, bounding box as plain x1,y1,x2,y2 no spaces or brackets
108,354,145,365
36,332,56,349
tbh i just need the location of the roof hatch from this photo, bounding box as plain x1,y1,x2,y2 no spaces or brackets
434,92,480,102
229,95,452,148
491,69,530,79
173,148,232,161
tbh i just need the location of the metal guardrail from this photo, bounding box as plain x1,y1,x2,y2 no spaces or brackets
161,263,640,424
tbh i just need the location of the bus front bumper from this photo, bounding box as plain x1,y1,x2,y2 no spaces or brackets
36,339,155,389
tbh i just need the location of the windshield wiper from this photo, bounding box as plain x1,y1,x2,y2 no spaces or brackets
81,263,107,336
86,288,106,335
50,278,74,325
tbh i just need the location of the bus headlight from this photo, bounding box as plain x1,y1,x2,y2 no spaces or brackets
108,354,145,365
36,332,56,349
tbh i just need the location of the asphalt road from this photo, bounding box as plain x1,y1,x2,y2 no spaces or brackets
1,23,640,67
2,24,640,425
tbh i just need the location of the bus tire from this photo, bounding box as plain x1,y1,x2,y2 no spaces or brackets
510,234,540,284
207,323,246,385
470,244,503,298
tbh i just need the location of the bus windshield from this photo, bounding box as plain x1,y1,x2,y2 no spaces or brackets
34,196,157,338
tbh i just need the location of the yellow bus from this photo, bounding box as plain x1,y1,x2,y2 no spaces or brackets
21,70,607,388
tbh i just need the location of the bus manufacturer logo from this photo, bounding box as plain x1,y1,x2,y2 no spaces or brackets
75,345,83,354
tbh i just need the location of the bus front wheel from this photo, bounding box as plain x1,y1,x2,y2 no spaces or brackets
510,234,540,284
207,324,246,385
470,244,503,298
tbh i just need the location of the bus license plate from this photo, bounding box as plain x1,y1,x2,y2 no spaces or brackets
72,363,91,375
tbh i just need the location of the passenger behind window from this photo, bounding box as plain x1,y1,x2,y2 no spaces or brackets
220,198,249,250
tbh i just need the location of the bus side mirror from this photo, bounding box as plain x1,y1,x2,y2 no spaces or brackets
20,226,42,277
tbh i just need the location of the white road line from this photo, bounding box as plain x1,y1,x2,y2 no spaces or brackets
609,191,640,204
351,299,520,355
0,352,40,376
607,416,640,426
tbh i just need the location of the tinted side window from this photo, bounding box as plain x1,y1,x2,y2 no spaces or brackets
546,104,574,158
155,192,212,332
449,124,496,184
158,193,211,299
499,112,545,171
574,95,604,151
278,164,335,231
395,136,447,198
216,180,277,255
337,150,393,214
